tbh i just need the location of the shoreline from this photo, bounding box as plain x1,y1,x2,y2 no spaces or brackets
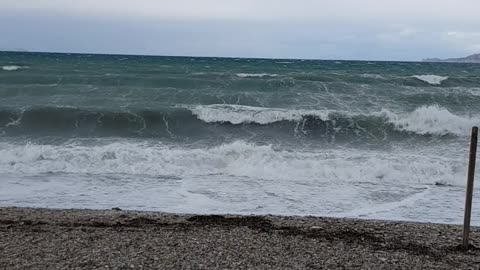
1,207,480,269
1,205,476,227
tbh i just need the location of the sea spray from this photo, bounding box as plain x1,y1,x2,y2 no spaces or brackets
0,140,467,185
379,105,480,136
412,75,449,85
1,65,28,71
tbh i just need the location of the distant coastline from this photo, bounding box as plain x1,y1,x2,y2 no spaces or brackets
423,53,480,63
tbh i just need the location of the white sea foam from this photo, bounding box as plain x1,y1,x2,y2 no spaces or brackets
360,74,384,79
466,88,480,96
379,105,479,136
1,139,476,223
189,104,479,136
236,73,278,78
0,140,466,186
2,65,28,71
412,75,448,85
189,104,330,124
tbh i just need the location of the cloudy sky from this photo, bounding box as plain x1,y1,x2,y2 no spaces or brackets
1,0,480,60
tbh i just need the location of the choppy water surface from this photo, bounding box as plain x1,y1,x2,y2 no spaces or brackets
1,51,479,224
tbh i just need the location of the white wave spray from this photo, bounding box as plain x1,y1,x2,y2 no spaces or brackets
380,105,479,136
236,73,278,78
412,75,448,85
1,65,28,71
189,104,330,125
0,140,466,186
190,104,479,136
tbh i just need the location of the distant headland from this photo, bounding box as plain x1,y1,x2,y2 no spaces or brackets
423,53,480,63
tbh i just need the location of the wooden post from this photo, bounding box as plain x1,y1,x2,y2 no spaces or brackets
463,126,478,250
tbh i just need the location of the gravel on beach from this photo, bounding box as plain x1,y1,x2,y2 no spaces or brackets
0,207,479,269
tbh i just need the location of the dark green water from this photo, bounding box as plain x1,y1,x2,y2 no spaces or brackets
1,51,479,143
0,51,479,224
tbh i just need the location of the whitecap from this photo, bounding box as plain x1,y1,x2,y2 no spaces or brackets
412,75,448,85
360,74,384,79
2,65,28,71
190,104,480,136
236,73,278,78
188,104,330,125
377,105,479,136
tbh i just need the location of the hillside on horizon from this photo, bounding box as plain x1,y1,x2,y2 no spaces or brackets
423,53,480,63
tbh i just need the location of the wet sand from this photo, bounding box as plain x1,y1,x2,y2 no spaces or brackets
1,207,479,269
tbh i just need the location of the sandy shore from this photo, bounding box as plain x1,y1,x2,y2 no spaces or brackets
1,207,479,269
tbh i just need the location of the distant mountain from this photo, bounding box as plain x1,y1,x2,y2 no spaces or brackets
0,48,29,52
423,53,480,63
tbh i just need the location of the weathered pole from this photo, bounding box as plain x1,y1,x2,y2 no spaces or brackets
463,126,478,250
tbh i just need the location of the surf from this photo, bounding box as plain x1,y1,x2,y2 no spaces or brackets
0,140,467,186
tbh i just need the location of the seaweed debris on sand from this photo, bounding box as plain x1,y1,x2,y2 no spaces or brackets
1,207,479,269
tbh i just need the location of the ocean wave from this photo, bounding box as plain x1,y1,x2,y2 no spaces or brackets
412,75,448,85
189,104,330,125
1,105,476,138
380,105,479,136
236,73,278,78
0,106,171,137
0,140,466,185
1,65,28,71
190,104,478,137
465,88,480,96
360,74,385,79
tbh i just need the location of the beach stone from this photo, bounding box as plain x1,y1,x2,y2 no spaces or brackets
0,207,479,269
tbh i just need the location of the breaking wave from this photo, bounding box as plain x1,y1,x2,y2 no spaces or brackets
0,140,466,185
412,75,449,85
191,104,478,137
189,104,330,124
236,73,278,78
1,65,28,71
380,105,479,136
1,105,477,138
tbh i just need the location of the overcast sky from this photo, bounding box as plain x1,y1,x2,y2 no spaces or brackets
1,0,480,60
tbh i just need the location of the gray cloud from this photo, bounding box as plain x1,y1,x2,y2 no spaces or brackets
4,0,480,22
1,1,479,60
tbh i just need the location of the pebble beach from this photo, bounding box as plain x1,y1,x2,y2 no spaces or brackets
1,207,479,269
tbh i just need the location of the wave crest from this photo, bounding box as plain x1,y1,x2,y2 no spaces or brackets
1,105,476,138
381,105,478,136
189,104,329,125
236,73,278,78
412,75,448,85
1,65,28,71
190,104,478,137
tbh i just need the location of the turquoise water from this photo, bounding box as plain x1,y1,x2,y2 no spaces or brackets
1,51,479,224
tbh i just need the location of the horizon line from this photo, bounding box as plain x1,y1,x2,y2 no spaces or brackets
0,49,428,63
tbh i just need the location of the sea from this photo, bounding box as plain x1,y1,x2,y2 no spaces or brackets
1,51,479,225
